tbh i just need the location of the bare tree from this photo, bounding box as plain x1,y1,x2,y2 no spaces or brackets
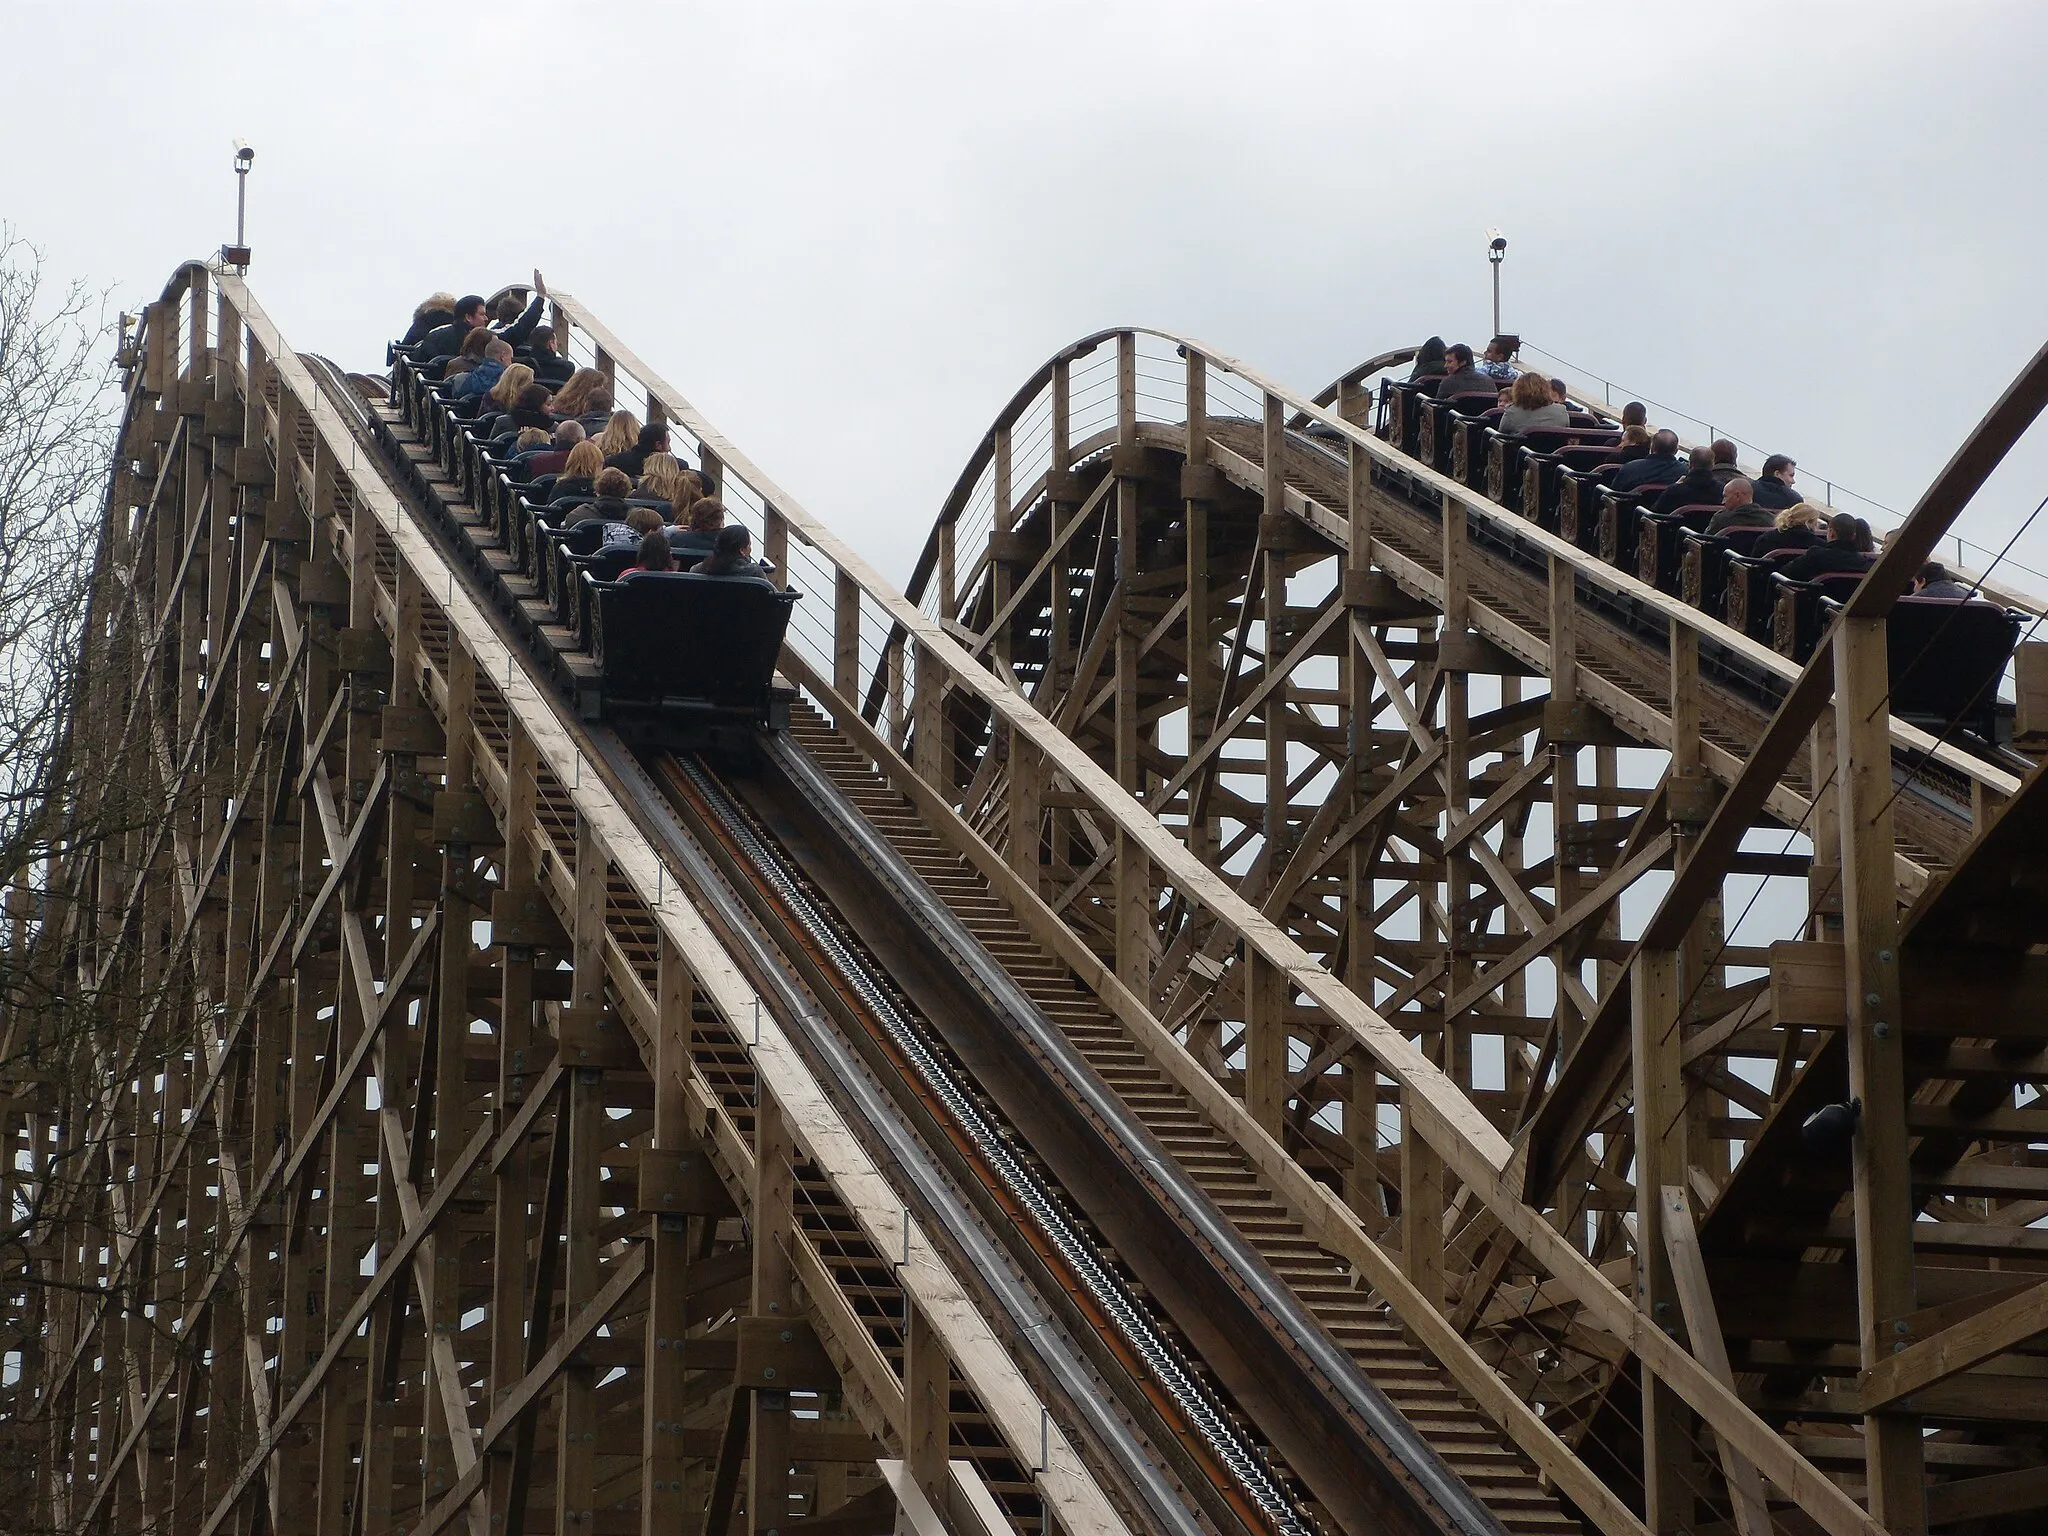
0,231,148,1533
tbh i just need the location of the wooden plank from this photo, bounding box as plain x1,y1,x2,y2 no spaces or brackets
1862,1279,2048,1411
1660,1188,1771,1536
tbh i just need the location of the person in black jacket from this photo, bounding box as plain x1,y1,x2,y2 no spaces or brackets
1748,502,1822,556
694,523,773,584
402,292,458,348
1783,513,1876,583
492,270,548,350
1752,453,1800,510
1706,478,1774,535
1652,448,1722,515
417,295,489,361
1432,344,1498,401
607,421,671,479
548,441,606,507
525,325,574,387
668,494,724,561
1408,337,1446,382
1611,430,1683,493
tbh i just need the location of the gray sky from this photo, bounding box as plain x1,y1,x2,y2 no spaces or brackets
14,1,2048,588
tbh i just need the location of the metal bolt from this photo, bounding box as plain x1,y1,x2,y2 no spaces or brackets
763,1366,776,1380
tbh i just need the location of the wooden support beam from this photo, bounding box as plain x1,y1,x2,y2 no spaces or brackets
1834,615,1926,1534
1659,1188,1770,1536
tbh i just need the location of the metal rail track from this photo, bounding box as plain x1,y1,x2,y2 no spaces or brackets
759,708,1578,1536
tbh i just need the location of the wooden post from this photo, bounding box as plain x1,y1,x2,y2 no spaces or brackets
1631,945,1692,1533
1244,953,1285,1138
644,939,695,1535
1400,1091,1445,1312
833,570,861,703
904,1303,950,1508
750,1097,795,1536
1834,615,1926,1534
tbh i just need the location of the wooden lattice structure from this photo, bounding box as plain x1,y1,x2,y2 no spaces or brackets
7,263,2048,1536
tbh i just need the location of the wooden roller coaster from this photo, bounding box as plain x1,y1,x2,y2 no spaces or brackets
4,260,2048,1536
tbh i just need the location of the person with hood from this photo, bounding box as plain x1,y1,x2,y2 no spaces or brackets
1651,447,1722,514
692,523,773,584
492,381,555,438
417,295,490,361
402,292,459,348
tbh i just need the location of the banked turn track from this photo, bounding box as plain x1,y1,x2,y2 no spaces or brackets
4,261,2047,1536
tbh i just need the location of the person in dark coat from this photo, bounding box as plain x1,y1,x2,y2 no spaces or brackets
525,325,575,387
1652,448,1723,515
1408,337,1447,382
1707,438,1745,490
1432,344,1498,400
1611,430,1684,493
1783,513,1877,582
693,523,773,584
417,295,489,361
667,494,724,561
606,421,671,479
1913,562,1974,599
548,442,606,506
492,270,549,350
1748,502,1823,556
402,292,459,348
1752,454,1800,510
1706,478,1775,535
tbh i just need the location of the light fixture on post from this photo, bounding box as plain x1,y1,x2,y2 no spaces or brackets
222,141,254,272
1486,228,1507,339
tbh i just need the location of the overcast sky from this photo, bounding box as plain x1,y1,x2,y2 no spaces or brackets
12,1,2048,589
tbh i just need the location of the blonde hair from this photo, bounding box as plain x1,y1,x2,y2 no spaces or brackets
549,368,610,418
416,291,458,319
1776,501,1821,532
594,410,641,459
514,426,550,451
562,441,604,480
636,452,687,504
488,362,535,411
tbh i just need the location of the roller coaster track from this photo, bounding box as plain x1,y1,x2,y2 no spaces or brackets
7,258,2048,1536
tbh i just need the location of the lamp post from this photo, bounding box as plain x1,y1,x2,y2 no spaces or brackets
1486,229,1507,339
223,142,254,272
